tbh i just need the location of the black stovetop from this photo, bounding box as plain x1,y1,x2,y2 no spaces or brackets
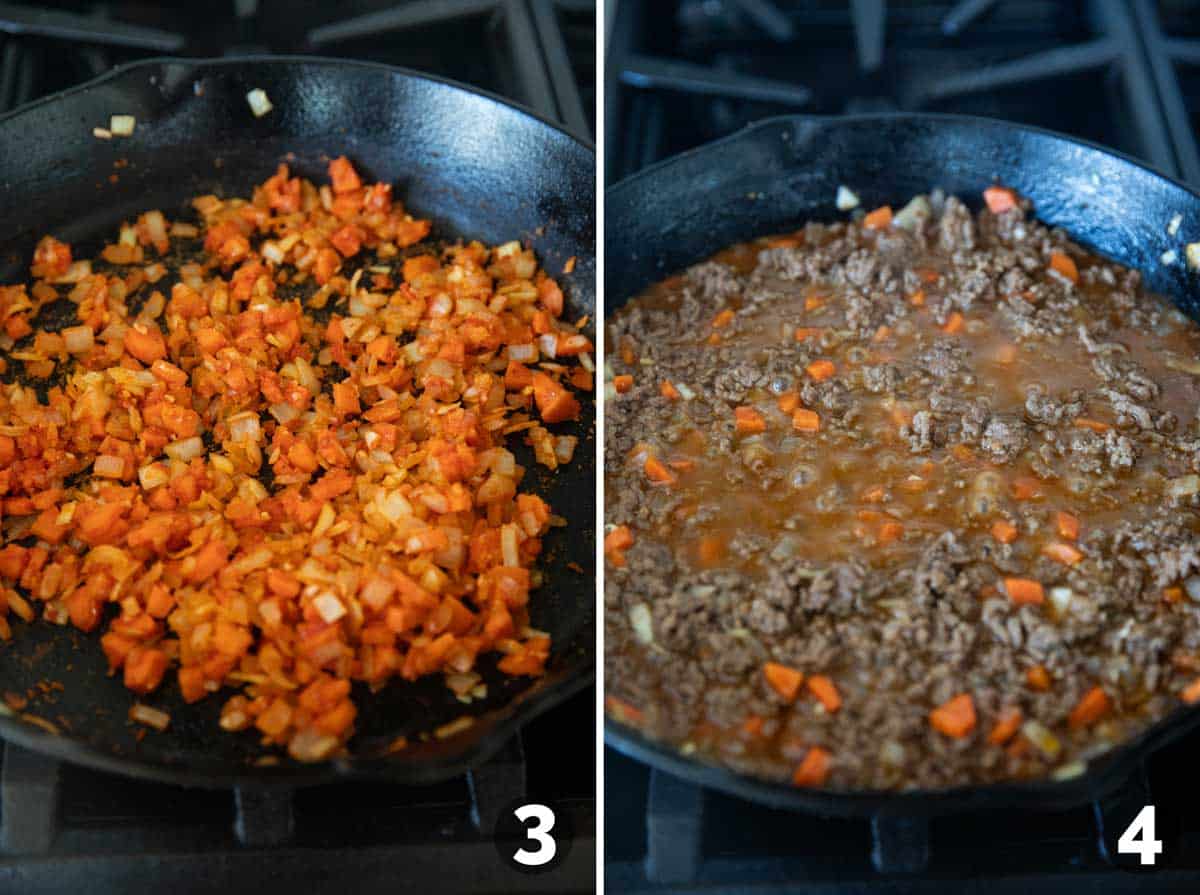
606,1,1200,891
0,3,594,893
0,0,595,139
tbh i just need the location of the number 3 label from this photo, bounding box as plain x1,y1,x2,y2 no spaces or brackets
513,803,557,867
1118,805,1163,866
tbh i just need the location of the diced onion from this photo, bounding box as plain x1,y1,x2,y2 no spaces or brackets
675,382,695,401
313,592,347,624
508,343,536,362
836,185,860,211
1184,576,1200,604
360,575,396,610
537,333,558,358
288,728,339,762
93,127,112,140
259,600,282,627
164,436,204,461
1167,475,1200,499
1188,243,1200,271
893,195,931,230
228,413,261,443
138,463,169,490
143,210,167,248
554,435,578,464
269,403,300,424
1169,213,1183,236
110,115,136,136
630,603,654,644
1048,586,1073,617
1051,760,1086,781
501,523,520,567
1021,720,1061,759
94,454,125,478
129,704,171,731
63,325,94,353
246,88,273,118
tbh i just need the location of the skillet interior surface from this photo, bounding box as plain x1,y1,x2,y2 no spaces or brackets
605,112,1200,817
0,56,595,787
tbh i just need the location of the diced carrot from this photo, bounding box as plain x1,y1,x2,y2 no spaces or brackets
613,374,633,394
604,525,635,567
983,186,1018,214
1049,251,1079,283
807,675,841,713
942,312,965,335
1073,417,1110,433
644,455,677,485
764,662,804,702
1027,665,1052,691
742,715,765,737
917,267,940,283
711,309,735,329
804,293,825,312
806,359,836,382
734,406,766,434
909,289,926,307
929,692,976,738
328,156,362,194
30,508,69,545
1042,542,1084,566
878,521,903,545
1165,586,1185,604
538,278,564,316
697,535,725,567
605,695,644,725
794,327,821,342
531,371,580,423
188,538,230,584
1068,686,1110,728
660,380,681,400
66,589,103,632
873,325,892,343
991,520,1018,544
123,325,167,364
792,746,831,787
792,409,821,432
988,706,1023,745
178,666,207,703
1055,511,1080,541
863,206,892,229
1011,477,1043,500
124,647,168,694
1182,676,1200,704
1005,578,1044,606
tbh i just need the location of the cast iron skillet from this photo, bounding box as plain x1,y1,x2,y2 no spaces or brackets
605,113,1200,818
0,56,595,788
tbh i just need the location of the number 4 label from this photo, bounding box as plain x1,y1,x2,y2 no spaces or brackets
1118,805,1164,866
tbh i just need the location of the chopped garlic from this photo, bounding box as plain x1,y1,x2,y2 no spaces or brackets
836,185,860,211
109,115,136,137
246,88,273,118
1168,213,1183,236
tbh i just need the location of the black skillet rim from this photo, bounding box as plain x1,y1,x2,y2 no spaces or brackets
0,55,596,789
604,110,1200,817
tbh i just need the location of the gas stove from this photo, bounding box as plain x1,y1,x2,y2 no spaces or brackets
0,3,594,893
0,0,594,139
606,1,1200,890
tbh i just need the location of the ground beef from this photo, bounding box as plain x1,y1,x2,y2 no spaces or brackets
606,188,1200,791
